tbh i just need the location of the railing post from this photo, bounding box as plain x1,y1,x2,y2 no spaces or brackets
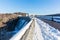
52,16,53,21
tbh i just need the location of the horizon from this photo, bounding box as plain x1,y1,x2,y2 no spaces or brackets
0,0,60,15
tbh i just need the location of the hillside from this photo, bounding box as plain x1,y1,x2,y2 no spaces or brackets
0,12,28,28
0,14,18,27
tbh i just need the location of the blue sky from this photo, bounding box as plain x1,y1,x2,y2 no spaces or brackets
0,0,60,15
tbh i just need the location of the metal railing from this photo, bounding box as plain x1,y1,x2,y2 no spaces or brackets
36,15,60,23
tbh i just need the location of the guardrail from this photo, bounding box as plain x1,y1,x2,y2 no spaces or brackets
20,19,35,40
36,15,60,23
10,19,34,40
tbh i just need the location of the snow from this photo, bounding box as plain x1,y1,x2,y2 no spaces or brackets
15,19,26,31
36,18,60,40
10,17,60,40
10,19,33,40
33,19,44,40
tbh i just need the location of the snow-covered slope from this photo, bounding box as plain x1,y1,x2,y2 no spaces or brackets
10,19,33,40
36,18,60,40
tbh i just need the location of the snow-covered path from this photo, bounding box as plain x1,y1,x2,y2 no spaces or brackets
36,18,60,40
33,18,44,40
10,17,60,40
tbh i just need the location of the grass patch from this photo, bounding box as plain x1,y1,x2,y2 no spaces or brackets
0,19,3,21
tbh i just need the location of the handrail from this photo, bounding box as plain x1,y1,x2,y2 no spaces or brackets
10,19,33,40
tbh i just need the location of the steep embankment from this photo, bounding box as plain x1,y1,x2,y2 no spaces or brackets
0,14,19,31
0,14,18,27
0,13,20,40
